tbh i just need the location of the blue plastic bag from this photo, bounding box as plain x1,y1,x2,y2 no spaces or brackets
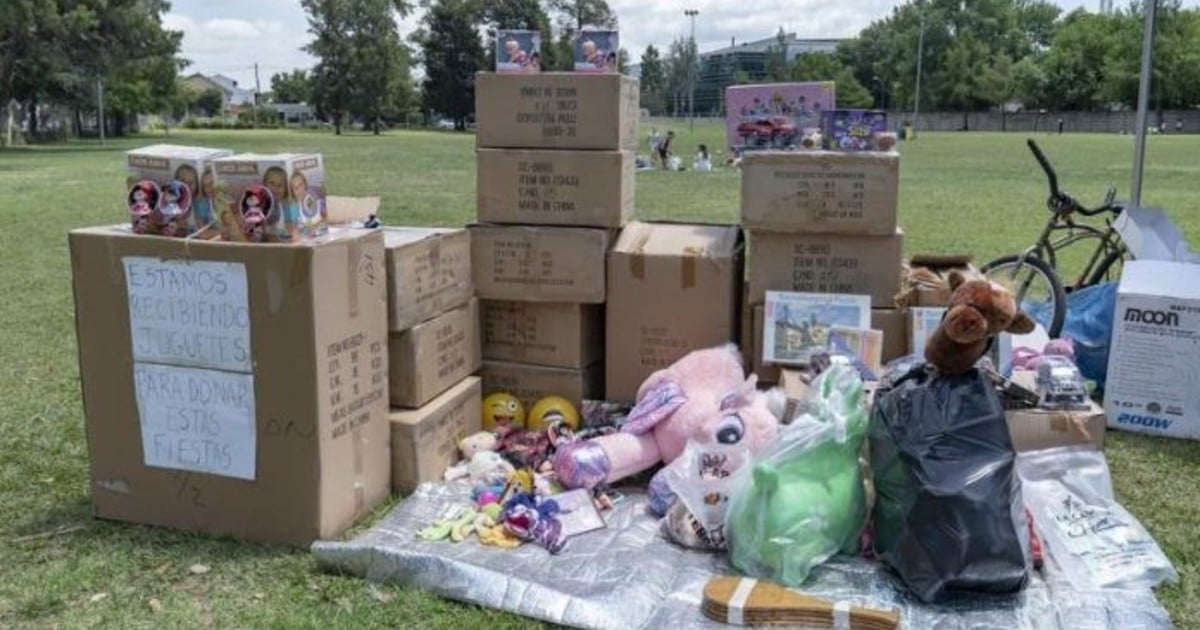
1062,283,1117,389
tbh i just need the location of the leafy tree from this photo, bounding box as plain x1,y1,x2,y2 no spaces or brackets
546,0,616,32
269,70,314,104
664,37,698,117
789,52,873,107
303,0,353,133
195,88,226,117
639,45,666,114
763,29,791,82
419,0,485,130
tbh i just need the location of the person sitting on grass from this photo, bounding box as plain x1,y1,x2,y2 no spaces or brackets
694,144,712,172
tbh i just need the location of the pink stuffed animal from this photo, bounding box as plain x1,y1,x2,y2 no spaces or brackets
553,344,786,514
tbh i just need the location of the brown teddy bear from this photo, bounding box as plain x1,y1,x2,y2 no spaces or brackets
924,271,1036,374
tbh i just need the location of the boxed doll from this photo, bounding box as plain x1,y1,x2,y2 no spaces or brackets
824,109,889,151
574,30,619,73
212,153,327,243
125,144,232,236
497,30,542,73
725,82,835,153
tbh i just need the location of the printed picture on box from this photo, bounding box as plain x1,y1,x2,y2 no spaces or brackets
574,30,618,73
825,109,888,151
763,292,870,365
194,169,217,229
497,30,541,74
127,180,161,234
239,184,276,242
157,180,192,237
724,82,835,153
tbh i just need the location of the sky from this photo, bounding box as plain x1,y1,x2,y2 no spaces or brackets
168,0,1129,88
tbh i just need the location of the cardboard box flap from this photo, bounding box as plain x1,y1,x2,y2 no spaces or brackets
326,196,381,224
1114,206,1198,263
381,226,460,247
613,221,740,258
1119,260,1200,300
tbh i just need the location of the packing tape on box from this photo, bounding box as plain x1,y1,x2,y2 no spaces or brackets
628,230,652,280
348,238,361,319
726,577,756,626
833,600,852,630
353,427,366,514
681,246,702,290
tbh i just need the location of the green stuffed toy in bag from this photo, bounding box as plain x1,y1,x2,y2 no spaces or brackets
725,364,870,587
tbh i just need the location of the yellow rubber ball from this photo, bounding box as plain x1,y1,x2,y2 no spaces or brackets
482,392,525,431
527,396,580,432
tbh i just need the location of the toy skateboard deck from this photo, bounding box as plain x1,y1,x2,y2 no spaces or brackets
701,576,900,629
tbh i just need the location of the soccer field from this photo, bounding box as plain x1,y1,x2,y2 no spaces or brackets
1,125,1197,627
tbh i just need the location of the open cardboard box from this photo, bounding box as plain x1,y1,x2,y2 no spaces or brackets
1114,206,1199,263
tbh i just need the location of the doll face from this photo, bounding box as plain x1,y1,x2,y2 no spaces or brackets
201,172,215,197
290,172,307,201
505,40,519,58
133,189,147,203
264,170,287,203
582,40,596,58
175,167,198,197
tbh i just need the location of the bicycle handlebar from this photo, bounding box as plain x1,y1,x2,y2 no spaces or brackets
1027,139,1060,198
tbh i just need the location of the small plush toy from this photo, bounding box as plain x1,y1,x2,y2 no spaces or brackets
459,431,498,459
924,271,1036,374
553,344,786,512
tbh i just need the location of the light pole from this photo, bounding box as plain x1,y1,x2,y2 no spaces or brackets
1130,0,1158,206
913,15,925,137
685,9,699,132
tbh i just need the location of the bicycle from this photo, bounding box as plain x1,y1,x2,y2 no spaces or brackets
981,139,1128,338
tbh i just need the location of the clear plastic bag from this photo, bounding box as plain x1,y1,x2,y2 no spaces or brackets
659,441,752,550
1017,445,1178,590
724,365,870,586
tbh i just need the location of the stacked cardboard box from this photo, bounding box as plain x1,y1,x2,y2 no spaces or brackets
383,227,482,494
472,72,638,410
740,151,906,382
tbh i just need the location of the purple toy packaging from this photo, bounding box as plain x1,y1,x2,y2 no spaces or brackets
574,30,619,73
125,144,232,237
824,109,889,151
496,30,542,74
725,82,835,153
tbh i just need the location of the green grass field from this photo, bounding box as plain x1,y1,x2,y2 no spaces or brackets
2,123,1198,628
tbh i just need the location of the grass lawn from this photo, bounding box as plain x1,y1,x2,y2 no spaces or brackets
1,123,1198,628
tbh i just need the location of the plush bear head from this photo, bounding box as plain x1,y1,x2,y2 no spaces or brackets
924,271,1037,374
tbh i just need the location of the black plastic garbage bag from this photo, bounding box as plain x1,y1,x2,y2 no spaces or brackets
870,365,1030,603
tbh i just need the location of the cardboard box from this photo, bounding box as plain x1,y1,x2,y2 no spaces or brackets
125,144,233,236
725,82,836,152
823,109,889,151
746,229,903,307
873,308,908,364
390,377,482,494
751,305,779,384
1105,260,1200,440
496,30,542,73
1114,206,1199,263
480,360,603,411
740,151,899,235
470,224,610,303
212,153,327,243
1007,373,1105,452
383,227,473,331
481,301,604,368
476,149,634,228
574,30,619,73
389,299,482,408
474,72,639,150
607,222,744,402
780,368,877,411
69,226,389,545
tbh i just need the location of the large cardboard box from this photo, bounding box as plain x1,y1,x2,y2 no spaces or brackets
470,224,610,303
481,301,604,369
477,149,634,228
607,222,743,402
390,377,482,495
1105,260,1200,440
389,299,482,408
1007,373,1105,452
69,226,389,545
746,229,903,307
383,227,473,331
740,151,899,235
480,360,602,411
475,72,639,150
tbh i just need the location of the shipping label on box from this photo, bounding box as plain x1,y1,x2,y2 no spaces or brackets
474,72,639,150
389,299,482,408
607,221,743,402
477,149,633,228
125,144,232,236
480,360,602,411
740,151,899,235
747,229,903,307
1105,260,1200,440
70,227,390,545
383,227,472,331
391,377,482,494
470,225,610,303
212,153,327,243
481,301,603,369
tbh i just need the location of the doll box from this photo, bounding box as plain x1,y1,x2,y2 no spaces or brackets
68,226,389,545
212,153,327,243
746,229,903,308
389,299,482,409
475,72,639,150
740,151,899,235
480,360,603,412
606,221,744,403
383,228,473,332
725,82,835,153
496,30,542,74
469,224,612,303
573,30,619,73
481,301,604,369
823,109,889,152
125,144,233,235
476,149,634,228
390,377,482,495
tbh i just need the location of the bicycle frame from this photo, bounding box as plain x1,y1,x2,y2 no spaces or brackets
1014,214,1125,290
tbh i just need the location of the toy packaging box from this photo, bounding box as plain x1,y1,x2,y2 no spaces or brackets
824,109,890,151
125,144,232,237
497,30,542,74
212,153,327,243
573,30,619,73
725,82,835,153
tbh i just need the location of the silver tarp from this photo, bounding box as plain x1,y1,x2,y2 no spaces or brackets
312,483,1172,629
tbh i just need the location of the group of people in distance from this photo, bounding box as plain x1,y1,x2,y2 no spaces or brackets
647,129,712,172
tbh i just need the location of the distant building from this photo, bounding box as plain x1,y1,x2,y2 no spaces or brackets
273,102,315,126
182,73,256,113
694,33,843,115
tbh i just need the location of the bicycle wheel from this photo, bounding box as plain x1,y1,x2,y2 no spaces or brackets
981,254,1067,338
1086,248,1127,287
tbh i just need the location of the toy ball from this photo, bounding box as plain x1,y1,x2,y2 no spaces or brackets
482,392,526,431
527,396,581,432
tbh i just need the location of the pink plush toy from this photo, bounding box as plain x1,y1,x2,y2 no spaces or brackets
553,344,786,514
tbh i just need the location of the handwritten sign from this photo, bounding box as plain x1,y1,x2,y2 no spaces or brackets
123,257,251,373
134,363,256,480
